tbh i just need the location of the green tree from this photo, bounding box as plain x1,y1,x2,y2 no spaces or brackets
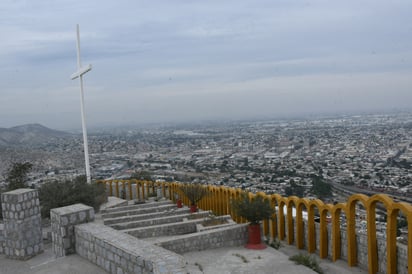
284,180,304,197
130,170,153,181
311,176,332,199
39,176,106,218
231,192,274,225
178,183,209,206
6,162,33,190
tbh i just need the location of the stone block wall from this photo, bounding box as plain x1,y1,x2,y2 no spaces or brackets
51,203,94,257
75,222,186,274
124,220,198,239
158,224,248,254
1,189,43,260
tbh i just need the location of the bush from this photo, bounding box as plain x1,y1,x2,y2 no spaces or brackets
231,192,274,225
289,253,323,274
39,176,107,218
6,162,33,190
178,184,209,206
266,237,283,250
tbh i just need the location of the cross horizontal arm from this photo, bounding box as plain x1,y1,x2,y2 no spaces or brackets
71,64,92,80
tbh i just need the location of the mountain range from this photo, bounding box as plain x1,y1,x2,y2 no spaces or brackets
0,124,73,147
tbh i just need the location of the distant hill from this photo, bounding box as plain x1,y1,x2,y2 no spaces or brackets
0,123,73,147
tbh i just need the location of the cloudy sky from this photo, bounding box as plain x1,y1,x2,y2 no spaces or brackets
1,1,412,129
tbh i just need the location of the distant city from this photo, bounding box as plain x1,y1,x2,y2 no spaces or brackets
1,111,411,202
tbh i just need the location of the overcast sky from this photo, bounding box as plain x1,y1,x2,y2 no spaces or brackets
1,0,412,130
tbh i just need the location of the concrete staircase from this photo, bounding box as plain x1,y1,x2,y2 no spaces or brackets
100,198,248,254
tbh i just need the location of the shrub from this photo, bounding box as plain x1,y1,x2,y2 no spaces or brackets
178,184,209,206
39,176,107,218
266,237,283,250
6,162,33,190
289,253,323,274
231,192,274,225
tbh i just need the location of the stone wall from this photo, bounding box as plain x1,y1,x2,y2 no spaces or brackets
51,203,95,257
124,220,198,238
1,189,43,260
158,224,248,254
75,222,186,274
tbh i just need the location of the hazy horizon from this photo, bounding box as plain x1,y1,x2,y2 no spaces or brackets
2,1,412,130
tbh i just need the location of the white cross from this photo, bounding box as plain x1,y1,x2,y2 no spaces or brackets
71,24,92,184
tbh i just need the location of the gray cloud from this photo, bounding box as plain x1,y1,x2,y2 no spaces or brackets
1,0,412,129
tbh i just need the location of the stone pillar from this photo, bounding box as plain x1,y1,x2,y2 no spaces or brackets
51,203,94,257
1,188,43,260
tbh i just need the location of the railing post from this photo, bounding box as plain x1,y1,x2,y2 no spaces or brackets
128,180,133,200
367,203,378,274
162,183,166,198
145,181,150,198
287,202,294,245
269,196,277,240
386,209,398,274
278,202,285,240
296,202,304,249
135,180,140,200
115,181,120,198
319,210,328,259
307,205,316,253
121,181,126,199
347,203,357,267
108,181,113,196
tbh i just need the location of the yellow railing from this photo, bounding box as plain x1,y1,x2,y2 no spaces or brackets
97,180,412,274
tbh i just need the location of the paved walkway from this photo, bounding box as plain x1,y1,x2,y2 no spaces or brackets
183,244,367,274
0,243,104,274
0,242,368,274
184,245,316,274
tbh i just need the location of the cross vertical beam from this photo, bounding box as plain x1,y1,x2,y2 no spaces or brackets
71,24,92,183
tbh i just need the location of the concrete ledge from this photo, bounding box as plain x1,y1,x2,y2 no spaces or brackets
109,211,210,230
157,224,248,254
75,222,186,274
99,197,128,212
123,219,199,238
101,200,172,214
103,208,188,225
195,215,237,232
102,204,177,219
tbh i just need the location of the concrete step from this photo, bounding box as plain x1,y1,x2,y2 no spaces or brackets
99,196,128,212
109,211,211,230
103,207,189,225
101,204,177,219
122,215,235,239
100,200,172,214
